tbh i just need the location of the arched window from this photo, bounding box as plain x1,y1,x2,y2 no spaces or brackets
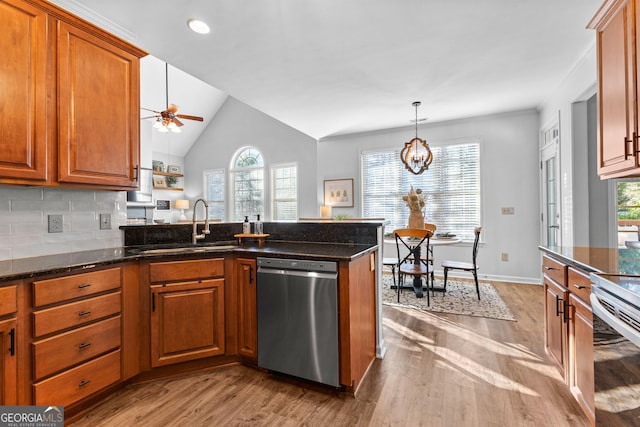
231,147,264,221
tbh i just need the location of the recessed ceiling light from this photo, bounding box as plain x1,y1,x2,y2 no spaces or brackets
187,19,210,34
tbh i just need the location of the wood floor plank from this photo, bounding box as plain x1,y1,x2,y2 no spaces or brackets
70,280,589,426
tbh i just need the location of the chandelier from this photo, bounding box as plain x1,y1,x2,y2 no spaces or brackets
400,101,432,175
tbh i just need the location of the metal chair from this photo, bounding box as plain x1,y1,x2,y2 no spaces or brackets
394,228,434,304
442,226,482,299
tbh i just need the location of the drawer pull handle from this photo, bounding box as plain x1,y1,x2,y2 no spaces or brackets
544,266,556,271
78,311,91,317
78,342,91,349
78,379,91,388
78,283,91,289
573,284,586,290
9,328,15,356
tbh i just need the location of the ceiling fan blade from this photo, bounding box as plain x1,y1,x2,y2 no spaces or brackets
172,117,184,127
141,115,160,120
176,114,204,122
166,104,179,114
141,107,162,114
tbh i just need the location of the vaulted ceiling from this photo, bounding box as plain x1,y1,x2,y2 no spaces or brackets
51,0,601,140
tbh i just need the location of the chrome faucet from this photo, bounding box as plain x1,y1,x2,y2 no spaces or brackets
192,198,211,244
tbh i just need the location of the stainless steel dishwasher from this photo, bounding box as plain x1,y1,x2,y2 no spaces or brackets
256,257,339,387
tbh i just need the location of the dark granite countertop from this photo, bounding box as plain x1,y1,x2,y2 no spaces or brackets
0,241,377,283
539,245,640,275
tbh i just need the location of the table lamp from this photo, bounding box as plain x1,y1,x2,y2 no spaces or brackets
175,199,189,221
320,205,332,218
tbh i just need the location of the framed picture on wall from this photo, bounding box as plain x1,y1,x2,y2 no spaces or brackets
324,178,354,207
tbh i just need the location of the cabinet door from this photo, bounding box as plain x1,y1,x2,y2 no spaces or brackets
569,294,595,425
150,279,225,367
237,258,257,359
595,0,639,177
57,21,140,189
0,318,17,405
0,0,49,183
544,277,568,378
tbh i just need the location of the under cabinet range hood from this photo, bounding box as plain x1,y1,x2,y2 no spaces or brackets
126,168,153,204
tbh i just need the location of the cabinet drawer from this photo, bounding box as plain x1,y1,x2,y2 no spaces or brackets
33,350,121,407
33,267,121,307
33,291,121,337
33,316,121,380
0,285,17,316
149,258,224,283
568,267,591,305
542,255,567,286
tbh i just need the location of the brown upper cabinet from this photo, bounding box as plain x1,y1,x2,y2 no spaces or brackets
589,0,640,178
0,0,146,190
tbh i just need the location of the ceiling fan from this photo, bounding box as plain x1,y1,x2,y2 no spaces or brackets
141,62,204,133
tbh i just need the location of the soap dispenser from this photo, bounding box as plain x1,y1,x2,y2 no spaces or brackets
255,214,263,235
243,216,251,234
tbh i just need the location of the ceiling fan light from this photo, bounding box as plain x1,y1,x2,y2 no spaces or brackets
153,119,163,129
170,126,182,133
167,121,177,130
187,19,210,35
158,125,169,133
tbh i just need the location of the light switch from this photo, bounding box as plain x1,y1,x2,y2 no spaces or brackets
501,207,515,215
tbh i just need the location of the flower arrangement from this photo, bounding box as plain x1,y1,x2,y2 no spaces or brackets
402,185,426,213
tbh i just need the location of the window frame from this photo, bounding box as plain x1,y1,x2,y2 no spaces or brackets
360,138,482,241
270,161,298,221
230,146,265,222
202,168,226,221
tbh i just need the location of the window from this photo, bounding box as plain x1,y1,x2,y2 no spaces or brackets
231,147,264,221
271,162,298,220
203,169,225,220
362,140,481,240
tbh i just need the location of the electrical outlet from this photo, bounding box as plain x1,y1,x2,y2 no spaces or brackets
48,214,63,233
501,252,509,262
501,207,515,215
99,213,112,230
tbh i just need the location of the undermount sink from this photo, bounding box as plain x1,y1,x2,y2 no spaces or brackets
136,245,238,255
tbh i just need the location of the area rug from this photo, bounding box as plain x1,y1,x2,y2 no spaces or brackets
381,274,516,321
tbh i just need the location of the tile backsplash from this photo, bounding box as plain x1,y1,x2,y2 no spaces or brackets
0,186,126,261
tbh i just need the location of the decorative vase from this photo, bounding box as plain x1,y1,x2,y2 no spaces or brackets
408,210,424,229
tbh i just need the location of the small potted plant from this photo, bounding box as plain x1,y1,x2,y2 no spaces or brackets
165,175,178,187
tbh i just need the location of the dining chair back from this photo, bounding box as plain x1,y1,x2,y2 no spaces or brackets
393,228,434,304
442,226,482,299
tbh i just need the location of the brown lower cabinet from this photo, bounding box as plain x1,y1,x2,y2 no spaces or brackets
542,254,595,426
148,259,226,367
4,250,378,419
236,258,257,360
0,284,17,405
30,267,123,409
0,317,17,405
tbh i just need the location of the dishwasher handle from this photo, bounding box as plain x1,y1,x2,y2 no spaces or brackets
257,266,337,280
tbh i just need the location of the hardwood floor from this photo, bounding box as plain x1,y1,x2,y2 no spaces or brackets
70,280,589,426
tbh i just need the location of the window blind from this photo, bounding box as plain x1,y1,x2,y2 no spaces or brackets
362,140,480,240
203,169,225,221
271,163,298,221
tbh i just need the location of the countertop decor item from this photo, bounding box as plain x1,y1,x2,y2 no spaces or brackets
403,186,426,228
400,101,433,175
175,199,189,221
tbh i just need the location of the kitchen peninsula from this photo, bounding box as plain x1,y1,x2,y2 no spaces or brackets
0,221,383,422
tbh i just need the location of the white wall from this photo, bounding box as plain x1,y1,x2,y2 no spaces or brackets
538,45,598,247
319,109,541,283
183,97,318,220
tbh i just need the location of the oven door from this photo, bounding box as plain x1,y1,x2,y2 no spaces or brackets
590,284,640,425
